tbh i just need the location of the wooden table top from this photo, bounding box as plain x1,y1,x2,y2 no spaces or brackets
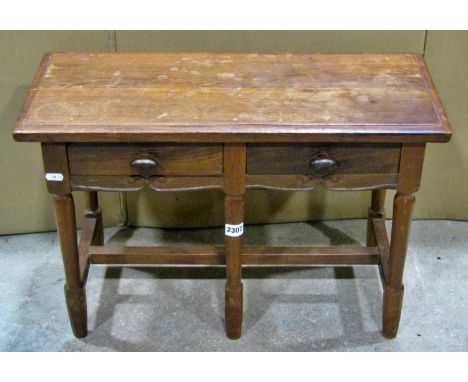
13,52,451,143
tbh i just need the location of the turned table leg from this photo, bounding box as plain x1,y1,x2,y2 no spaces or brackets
382,143,425,338
84,191,104,246
53,194,88,338
223,143,246,339
367,189,386,246
42,143,88,338
224,195,244,339
383,191,415,338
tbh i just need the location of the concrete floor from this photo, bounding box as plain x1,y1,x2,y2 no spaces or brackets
0,220,466,351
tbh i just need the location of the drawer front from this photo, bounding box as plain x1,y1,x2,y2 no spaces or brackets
247,143,401,175
68,143,222,176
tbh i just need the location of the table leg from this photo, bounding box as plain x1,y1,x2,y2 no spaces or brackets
225,195,244,339
223,143,246,339
53,193,87,338
367,189,386,246
84,191,104,246
381,143,424,338
382,191,415,338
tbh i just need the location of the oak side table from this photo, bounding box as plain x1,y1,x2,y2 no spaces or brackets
13,52,451,340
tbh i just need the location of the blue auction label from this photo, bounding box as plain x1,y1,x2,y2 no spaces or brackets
45,173,64,181
225,223,244,237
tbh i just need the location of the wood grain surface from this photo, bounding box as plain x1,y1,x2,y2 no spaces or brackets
68,143,222,176
13,52,451,143
247,143,401,174
88,245,380,266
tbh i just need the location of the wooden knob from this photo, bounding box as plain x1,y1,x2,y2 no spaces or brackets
309,157,337,176
131,158,158,169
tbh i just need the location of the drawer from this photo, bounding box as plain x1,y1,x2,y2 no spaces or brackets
68,143,222,176
247,143,401,176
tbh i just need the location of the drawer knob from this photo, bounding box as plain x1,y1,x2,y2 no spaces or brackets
309,158,337,176
131,158,158,169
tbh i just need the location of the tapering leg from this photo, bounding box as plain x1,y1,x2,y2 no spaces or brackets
382,191,415,338
225,195,244,339
53,194,87,338
84,191,104,246
367,189,386,246
223,143,246,339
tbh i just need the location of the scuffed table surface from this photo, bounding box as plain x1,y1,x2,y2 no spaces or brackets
13,52,450,143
